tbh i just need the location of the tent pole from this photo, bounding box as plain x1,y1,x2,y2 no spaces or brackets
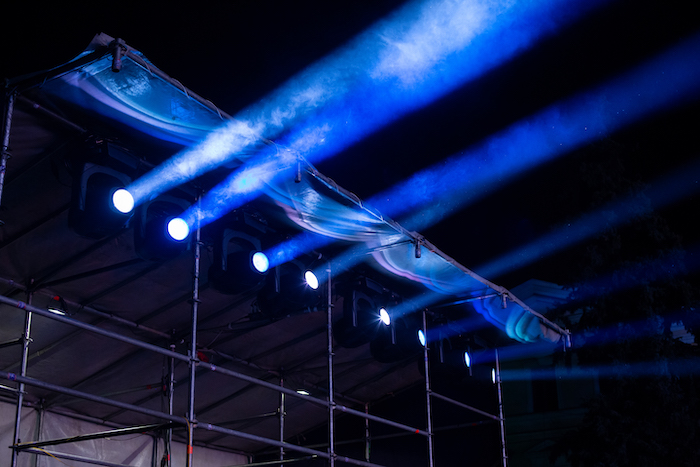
1,91,16,213
186,196,203,467
326,262,335,467
495,349,508,467
10,288,33,467
422,310,434,467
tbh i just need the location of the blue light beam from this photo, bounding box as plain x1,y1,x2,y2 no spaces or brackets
476,158,700,279
265,31,700,277
368,32,700,233
128,0,606,212
500,358,700,381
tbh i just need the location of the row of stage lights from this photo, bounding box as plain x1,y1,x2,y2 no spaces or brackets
109,184,322,300
66,140,474,370
334,276,473,371
66,139,326,321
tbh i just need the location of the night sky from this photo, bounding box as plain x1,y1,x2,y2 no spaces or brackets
3,0,700,291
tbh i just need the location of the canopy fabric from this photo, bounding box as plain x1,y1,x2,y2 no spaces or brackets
32,33,566,343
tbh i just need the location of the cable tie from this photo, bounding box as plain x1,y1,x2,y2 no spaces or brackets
17,301,26,309
8,373,17,381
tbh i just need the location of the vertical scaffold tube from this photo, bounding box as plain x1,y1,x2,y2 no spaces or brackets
186,197,202,467
422,310,434,467
1,92,16,209
279,375,285,464
495,349,508,467
364,403,370,462
326,262,335,466
168,344,176,467
11,290,32,467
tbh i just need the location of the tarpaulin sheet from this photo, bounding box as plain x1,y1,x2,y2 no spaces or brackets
32,33,565,343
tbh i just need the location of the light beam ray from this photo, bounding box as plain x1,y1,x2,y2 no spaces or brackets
265,32,700,276
368,32,700,232
128,0,606,210
569,242,700,305
500,357,700,381
476,158,700,279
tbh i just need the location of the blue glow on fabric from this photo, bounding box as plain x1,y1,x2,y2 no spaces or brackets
128,0,604,208
476,158,700,279
369,32,700,232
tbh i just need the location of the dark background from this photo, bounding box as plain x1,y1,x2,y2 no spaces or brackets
2,2,700,465
3,0,699,290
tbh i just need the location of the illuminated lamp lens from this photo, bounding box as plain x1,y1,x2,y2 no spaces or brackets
305,270,319,289
379,308,391,326
112,188,134,214
418,329,426,347
464,351,471,368
167,218,190,241
252,252,270,273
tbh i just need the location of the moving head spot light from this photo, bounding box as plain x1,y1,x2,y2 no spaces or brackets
334,277,400,349
208,218,270,295
134,194,192,261
68,139,141,239
69,163,134,239
257,259,322,318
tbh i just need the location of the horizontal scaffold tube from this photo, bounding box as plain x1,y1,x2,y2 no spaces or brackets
0,371,338,462
430,391,501,421
0,295,429,437
18,447,135,467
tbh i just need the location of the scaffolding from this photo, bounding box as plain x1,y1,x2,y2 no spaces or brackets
0,240,508,465
0,36,564,465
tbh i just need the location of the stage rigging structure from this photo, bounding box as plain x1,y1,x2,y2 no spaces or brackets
0,34,569,466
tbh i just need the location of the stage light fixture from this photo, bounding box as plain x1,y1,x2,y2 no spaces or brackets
464,351,472,368
69,163,134,239
112,188,135,214
305,270,319,290
209,227,269,295
334,277,394,348
167,217,190,241
335,277,404,350
47,296,67,316
252,251,270,273
379,307,391,326
257,260,322,318
68,139,141,239
418,329,426,347
134,195,192,261
370,313,424,363
430,336,474,378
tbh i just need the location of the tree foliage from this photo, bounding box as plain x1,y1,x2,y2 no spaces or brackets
549,140,700,466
